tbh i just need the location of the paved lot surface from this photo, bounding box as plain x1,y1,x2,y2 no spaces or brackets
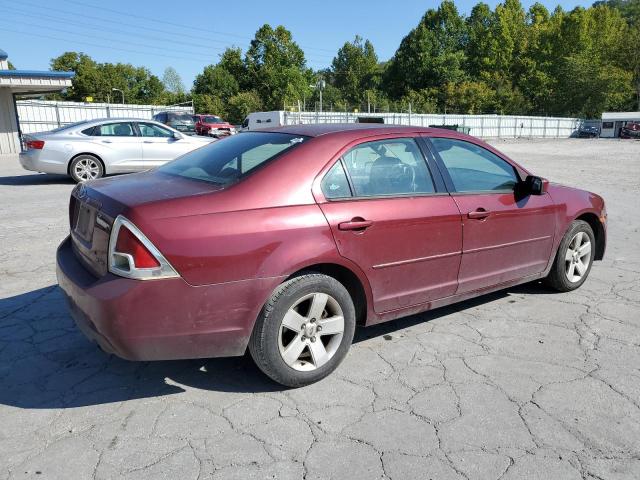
1,139,639,479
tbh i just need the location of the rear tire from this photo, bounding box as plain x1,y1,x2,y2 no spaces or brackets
543,220,595,292
249,273,356,387
70,154,104,183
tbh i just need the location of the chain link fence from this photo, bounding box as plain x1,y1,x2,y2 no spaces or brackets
16,100,194,134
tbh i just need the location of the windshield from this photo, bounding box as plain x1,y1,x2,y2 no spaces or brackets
158,132,307,185
169,113,195,124
203,116,224,123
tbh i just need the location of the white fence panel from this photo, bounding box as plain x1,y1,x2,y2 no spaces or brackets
16,100,193,134
282,111,580,138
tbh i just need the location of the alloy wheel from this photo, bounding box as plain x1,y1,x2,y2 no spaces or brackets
74,157,101,181
278,292,345,371
564,231,592,283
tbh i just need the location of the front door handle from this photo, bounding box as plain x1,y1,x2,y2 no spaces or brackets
338,218,373,231
143,140,154,143
101,140,112,143
467,208,490,219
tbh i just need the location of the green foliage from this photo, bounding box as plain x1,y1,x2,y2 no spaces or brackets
48,5,638,117
7,61,15,70
49,51,165,104
227,91,263,124
193,94,227,117
245,24,312,110
331,36,380,105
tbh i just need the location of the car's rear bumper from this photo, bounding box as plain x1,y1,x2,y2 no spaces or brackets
19,150,68,175
56,236,283,361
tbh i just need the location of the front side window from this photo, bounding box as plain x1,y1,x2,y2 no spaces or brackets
138,123,173,138
94,122,136,137
430,138,518,193
340,138,435,197
158,132,307,185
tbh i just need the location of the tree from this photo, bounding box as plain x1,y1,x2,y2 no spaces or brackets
7,61,15,70
245,24,312,110
331,36,380,105
193,64,239,100
384,0,467,101
227,90,263,123
49,52,165,103
193,94,227,116
162,67,185,94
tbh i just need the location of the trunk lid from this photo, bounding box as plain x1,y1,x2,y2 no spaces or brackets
68,170,225,278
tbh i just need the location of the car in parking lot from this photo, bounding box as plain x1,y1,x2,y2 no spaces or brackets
152,111,197,135
620,122,640,139
194,114,237,138
19,118,213,182
56,124,607,387
577,125,600,138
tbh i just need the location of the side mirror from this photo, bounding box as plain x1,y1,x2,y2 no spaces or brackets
173,132,183,140
522,175,546,195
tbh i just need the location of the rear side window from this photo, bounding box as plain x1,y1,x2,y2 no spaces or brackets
430,138,518,192
340,138,435,197
321,162,352,199
81,126,96,136
158,132,307,185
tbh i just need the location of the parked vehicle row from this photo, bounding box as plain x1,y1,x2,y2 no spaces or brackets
55,124,607,387
19,118,213,182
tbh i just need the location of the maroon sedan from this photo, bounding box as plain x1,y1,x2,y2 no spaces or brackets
57,125,606,387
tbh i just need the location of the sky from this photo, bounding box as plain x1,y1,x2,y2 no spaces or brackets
1,0,591,88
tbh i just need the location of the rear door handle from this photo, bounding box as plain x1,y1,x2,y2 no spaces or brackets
101,140,112,143
143,140,154,143
467,208,490,219
338,219,373,231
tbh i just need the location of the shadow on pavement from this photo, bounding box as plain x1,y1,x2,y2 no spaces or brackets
0,281,546,408
0,174,73,186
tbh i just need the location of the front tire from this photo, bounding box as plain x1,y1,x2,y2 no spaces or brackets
70,154,104,183
249,273,356,387
544,220,595,292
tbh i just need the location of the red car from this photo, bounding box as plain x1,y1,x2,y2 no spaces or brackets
194,114,237,138
56,125,607,387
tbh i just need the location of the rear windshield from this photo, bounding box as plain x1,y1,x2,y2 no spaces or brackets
158,132,307,185
203,116,224,123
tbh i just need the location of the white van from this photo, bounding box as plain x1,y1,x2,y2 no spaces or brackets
241,111,286,131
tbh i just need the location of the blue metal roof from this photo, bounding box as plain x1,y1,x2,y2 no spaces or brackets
0,49,7,60
0,69,74,78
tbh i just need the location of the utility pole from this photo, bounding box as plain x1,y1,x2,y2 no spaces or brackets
310,77,326,113
367,92,371,114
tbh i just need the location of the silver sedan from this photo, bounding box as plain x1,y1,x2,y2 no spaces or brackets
19,118,215,182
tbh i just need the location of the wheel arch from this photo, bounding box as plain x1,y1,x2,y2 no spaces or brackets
285,263,370,326
68,152,106,176
575,212,605,260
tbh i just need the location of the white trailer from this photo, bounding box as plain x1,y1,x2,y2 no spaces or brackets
601,111,640,138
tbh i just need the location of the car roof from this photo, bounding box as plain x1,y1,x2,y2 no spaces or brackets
261,123,463,139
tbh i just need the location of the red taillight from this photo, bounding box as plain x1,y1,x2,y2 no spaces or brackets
26,139,45,150
115,225,160,268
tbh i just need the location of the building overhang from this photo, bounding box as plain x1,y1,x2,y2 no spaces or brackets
0,70,74,94
601,112,640,122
